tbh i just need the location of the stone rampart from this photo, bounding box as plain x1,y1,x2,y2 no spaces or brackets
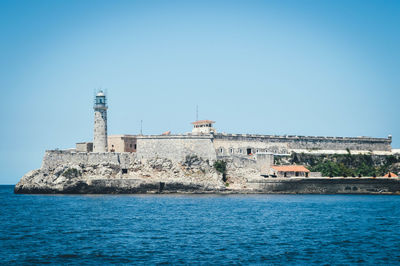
136,135,217,161
41,150,135,170
213,133,391,155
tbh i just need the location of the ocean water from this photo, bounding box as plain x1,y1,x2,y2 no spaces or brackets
1,185,400,265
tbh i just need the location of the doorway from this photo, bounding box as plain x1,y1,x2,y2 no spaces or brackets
247,148,252,155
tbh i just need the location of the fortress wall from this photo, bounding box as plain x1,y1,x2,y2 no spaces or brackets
41,150,135,170
136,135,217,161
213,134,391,154
285,137,391,151
217,155,258,169
214,136,289,155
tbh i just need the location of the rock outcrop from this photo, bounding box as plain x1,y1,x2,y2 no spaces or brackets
14,150,400,194
14,151,230,194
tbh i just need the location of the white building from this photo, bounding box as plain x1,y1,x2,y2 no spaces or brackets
191,120,216,134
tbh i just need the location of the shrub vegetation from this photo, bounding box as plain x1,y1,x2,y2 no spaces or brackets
275,152,400,177
214,160,227,182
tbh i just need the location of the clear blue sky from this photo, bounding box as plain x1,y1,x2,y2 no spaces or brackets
1,0,399,184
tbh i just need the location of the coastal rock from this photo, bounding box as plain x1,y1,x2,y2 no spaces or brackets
14,150,400,194
14,151,228,194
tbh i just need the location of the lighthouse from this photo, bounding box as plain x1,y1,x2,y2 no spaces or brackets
93,90,108,152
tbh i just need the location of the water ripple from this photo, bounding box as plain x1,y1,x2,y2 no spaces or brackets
1,186,400,264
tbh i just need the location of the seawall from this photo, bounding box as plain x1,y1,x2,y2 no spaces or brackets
246,178,400,194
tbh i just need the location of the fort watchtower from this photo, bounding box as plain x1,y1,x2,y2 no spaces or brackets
191,120,216,134
93,90,108,152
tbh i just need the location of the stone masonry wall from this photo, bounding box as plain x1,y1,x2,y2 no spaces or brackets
41,150,134,170
93,110,108,152
136,135,217,161
213,134,391,155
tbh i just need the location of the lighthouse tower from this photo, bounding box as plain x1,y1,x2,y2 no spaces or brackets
93,90,108,152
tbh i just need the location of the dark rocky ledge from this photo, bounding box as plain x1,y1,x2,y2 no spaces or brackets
14,177,400,195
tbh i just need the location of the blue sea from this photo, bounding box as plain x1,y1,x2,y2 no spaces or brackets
1,185,400,265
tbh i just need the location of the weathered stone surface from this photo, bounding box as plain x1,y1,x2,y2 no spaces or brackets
247,178,400,194
15,151,226,194
136,135,217,161
14,150,400,194
213,133,392,155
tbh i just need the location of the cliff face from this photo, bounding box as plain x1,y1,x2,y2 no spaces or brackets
14,151,229,194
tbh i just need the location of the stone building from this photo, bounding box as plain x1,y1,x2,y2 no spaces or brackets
93,91,108,152
108,135,136,153
76,142,93,152
135,119,392,162
191,120,216,134
67,95,396,179
83,89,393,163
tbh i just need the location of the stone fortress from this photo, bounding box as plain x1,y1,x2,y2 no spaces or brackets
15,91,400,194
76,91,396,176
80,91,393,166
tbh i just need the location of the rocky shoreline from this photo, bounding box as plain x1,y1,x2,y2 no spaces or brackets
14,150,400,195
15,177,400,195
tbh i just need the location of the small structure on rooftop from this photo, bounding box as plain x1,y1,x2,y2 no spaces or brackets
192,120,216,134
108,135,136,153
76,142,93,152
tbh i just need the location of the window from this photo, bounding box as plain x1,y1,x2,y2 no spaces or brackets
239,149,242,154
134,144,137,149
219,148,223,154
247,148,252,155
230,148,233,154
256,149,259,153
122,169,128,174
130,144,132,148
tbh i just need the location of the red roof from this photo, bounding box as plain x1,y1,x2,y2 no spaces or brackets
271,165,310,172
384,172,398,177
191,120,215,125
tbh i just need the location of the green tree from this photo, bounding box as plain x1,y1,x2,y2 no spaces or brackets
213,160,227,182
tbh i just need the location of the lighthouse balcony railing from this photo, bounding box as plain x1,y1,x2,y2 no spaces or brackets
94,103,108,109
